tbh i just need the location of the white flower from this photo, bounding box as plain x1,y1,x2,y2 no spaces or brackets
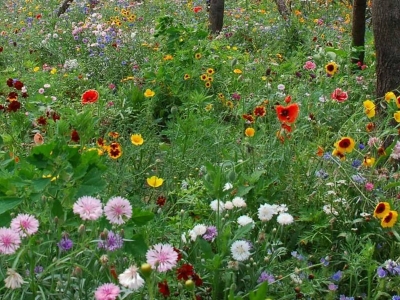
237,216,255,228
230,240,251,261
4,269,24,289
277,84,285,91
323,204,338,216
223,182,233,191
210,200,225,213
277,213,294,225
276,204,288,213
181,233,187,244
189,224,207,241
118,265,145,290
232,197,246,208
257,204,277,221
224,201,234,210
290,274,302,284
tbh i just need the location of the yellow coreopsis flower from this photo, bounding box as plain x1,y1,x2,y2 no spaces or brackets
245,127,255,137
362,156,375,167
50,68,57,74
144,89,155,98
233,69,242,74
147,176,164,188
33,66,40,72
374,202,391,219
131,134,144,146
334,137,355,153
363,100,375,118
394,111,400,123
385,91,396,103
325,61,338,76
381,210,398,228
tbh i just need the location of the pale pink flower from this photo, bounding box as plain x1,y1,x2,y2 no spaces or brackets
4,268,24,289
104,196,132,225
365,182,374,191
331,88,348,102
367,137,381,148
118,265,145,290
94,283,120,300
146,243,178,272
10,214,39,237
0,227,21,254
73,196,103,221
38,88,45,94
303,61,316,70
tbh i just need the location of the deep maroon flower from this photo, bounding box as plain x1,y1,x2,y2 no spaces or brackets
173,247,182,261
7,101,21,112
156,196,166,207
7,92,18,101
0,46,3,52
177,264,194,280
6,78,13,87
37,116,47,126
158,280,170,297
192,273,203,286
13,81,24,90
21,92,28,98
71,129,80,142
51,111,60,122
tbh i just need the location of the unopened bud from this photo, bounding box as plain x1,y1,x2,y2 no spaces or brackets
78,224,85,234
141,263,152,278
185,279,195,290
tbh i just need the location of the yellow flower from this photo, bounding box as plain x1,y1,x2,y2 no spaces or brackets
325,61,338,76
332,148,346,160
50,68,57,74
363,100,375,118
144,89,155,97
334,137,355,153
394,111,400,123
147,176,164,188
184,74,190,80
194,53,201,59
205,104,213,111
33,67,40,72
163,54,173,61
131,134,144,146
385,91,396,102
363,156,375,167
381,210,398,228
206,68,215,75
245,127,255,137
233,69,242,74
374,202,391,219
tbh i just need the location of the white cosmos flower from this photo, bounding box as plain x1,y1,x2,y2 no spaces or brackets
231,240,251,261
118,265,144,290
277,213,294,225
237,216,255,228
257,203,277,221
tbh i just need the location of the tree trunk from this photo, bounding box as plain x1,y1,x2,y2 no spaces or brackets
372,0,400,97
273,0,290,20
351,0,367,65
209,0,224,34
57,0,74,17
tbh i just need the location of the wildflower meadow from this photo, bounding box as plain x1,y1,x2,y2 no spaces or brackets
1,0,400,299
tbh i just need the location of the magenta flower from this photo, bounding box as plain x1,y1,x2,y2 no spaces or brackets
104,196,132,225
94,283,120,300
331,88,348,102
0,227,21,254
146,243,178,272
73,196,103,221
303,61,316,70
10,214,39,237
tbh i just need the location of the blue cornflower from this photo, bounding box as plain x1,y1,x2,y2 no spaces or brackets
320,256,329,266
392,296,400,300
359,143,365,150
377,266,387,278
58,236,73,252
351,159,362,168
331,270,342,281
257,271,275,283
98,231,123,252
315,169,329,179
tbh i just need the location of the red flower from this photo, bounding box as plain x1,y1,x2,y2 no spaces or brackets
177,264,194,280
7,101,21,112
7,92,18,101
51,112,60,122
173,247,182,262
13,80,24,90
253,106,266,117
6,78,13,87
193,6,202,13
81,89,99,104
156,196,167,207
21,92,29,98
158,280,170,297
71,129,80,142
0,46,3,52
330,88,348,102
284,95,292,103
275,103,299,123
242,114,255,123
281,123,292,133
192,273,203,286
37,116,47,126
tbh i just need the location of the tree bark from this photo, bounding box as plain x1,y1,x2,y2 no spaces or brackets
57,0,74,17
372,0,400,97
209,0,224,34
273,0,290,20
351,0,367,65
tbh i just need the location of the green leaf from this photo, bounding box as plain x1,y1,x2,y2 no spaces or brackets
51,199,64,219
0,213,11,227
231,223,253,242
198,238,214,259
236,185,253,197
0,197,23,214
131,209,154,226
32,178,51,192
249,281,269,300
124,233,148,256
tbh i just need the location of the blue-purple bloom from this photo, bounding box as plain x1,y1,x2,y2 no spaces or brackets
320,256,330,266
328,283,338,291
351,159,362,168
58,236,73,251
331,270,342,281
339,296,354,300
377,266,387,278
291,251,304,261
257,271,275,284
98,231,123,251
202,226,218,241
392,296,400,300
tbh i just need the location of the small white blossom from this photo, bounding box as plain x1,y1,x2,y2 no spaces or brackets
224,201,234,210
210,200,225,213
223,182,233,191
258,203,277,221
118,266,144,290
231,240,251,261
237,216,255,228
232,197,246,208
277,213,294,225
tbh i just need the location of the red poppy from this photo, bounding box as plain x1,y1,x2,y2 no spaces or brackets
275,103,299,123
284,95,292,103
177,264,194,281
158,280,170,297
6,78,14,87
193,6,202,13
71,129,80,142
81,89,99,104
281,123,292,133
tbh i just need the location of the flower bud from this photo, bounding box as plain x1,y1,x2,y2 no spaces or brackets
141,263,152,278
185,279,195,290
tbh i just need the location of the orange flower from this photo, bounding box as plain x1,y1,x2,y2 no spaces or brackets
244,127,255,137
374,202,390,219
275,103,299,123
81,89,99,104
108,142,122,159
253,106,266,117
316,146,324,157
34,133,44,145
193,6,202,13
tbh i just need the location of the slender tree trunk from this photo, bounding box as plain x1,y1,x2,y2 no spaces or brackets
57,0,74,17
209,0,224,34
351,0,367,65
372,0,400,97
273,0,290,19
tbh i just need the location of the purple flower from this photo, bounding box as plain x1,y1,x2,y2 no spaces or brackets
58,236,73,251
202,226,218,241
392,296,400,300
340,296,354,300
98,231,123,251
231,92,241,100
351,159,362,168
257,271,275,283
331,270,342,281
320,257,329,266
328,283,338,291
291,251,304,261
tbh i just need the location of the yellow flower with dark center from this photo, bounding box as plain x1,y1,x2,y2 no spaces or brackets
108,132,120,139
195,53,201,59
385,91,396,102
226,101,234,108
163,54,173,61
218,93,225,100
184,74,190,80
144,89,155,97
205,104,213,111
381,210,398,228
207,76,213,82
325,61,338,76
206,68,215,75
233,69,242,74
147,176,164,188
374,202,391,219
397,96,400,108
363,100,375,118
205,81,211,88
362,156,375,167
108,142,122,159
394,111,400,123
131,134,144,146
200,74,208,81
332,148,345,160
334,137,355,153
245,127,255,137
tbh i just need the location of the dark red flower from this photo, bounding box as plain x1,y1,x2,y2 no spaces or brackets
7,101,21,112
0,46,3,52
275,103,299,123
37,116,47,126
7,92,18,101
281,123,292,133
192,273,203,286
21,92,29,98
253,106,266,117
173,247,182,262
158,280,170,297
6,78,13,87
71,129,80,142
13,80,24,90
52,112,60,122
156,196,167,207
97,137,107,147
177,264,194,280
193,6,202,13
81,89,99,104
242,114,255,123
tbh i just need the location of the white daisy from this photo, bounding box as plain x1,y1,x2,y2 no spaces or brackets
232,197,246,208
224,201,234,210
210,200,225,213
237,216,255,228
277,213,294,225
230,240,251,261
257,203,277,221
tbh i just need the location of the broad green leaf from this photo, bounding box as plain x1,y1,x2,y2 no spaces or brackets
131,209,154,226
0,197,23,214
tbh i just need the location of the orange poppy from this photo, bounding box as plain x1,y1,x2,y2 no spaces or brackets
193,6,202,13
81,89,99,104
275,103,299,123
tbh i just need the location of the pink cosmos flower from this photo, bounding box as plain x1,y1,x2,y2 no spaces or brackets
303,61,316,70
146,243,178,272
94,283,120,300
0,227,21,254
331,88,348,102
104,196,132,225
73,196,103,221
10,214,39,237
